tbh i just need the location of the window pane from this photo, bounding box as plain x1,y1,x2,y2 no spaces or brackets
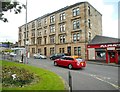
73,9,75,16
88,19,91,28
77,8,80,15
60,36,62,43
73,34,76,42
73,8,80,16
63,36,65,43
76,20,80,29
50,47,54,55
74,47,77,55
59,48,62,53
50,15,55,23
88,6,90,16
78,47,81,56
77,33,80,41
73,21,76,30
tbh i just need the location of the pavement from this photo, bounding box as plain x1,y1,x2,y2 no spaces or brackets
87,61,120,67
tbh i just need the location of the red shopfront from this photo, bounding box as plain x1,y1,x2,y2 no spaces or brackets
87,43,120,64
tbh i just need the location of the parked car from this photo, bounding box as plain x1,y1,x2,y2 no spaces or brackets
33,53,47,59
54,56,86,69
9,52,17,57
50,53,66,60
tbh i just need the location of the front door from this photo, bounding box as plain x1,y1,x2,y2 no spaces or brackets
108,51,115,63
118,50,120,64
44,47,47,56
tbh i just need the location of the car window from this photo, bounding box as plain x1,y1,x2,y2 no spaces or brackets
60,57,66,60
76,58,83,62
66,57,74,60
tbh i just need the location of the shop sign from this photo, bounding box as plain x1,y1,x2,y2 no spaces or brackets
116,48,120,50
107,47,115,50
100,43,120,48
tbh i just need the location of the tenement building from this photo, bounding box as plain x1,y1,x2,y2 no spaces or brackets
18,2,102,59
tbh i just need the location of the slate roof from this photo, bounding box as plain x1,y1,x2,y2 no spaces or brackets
89,35,120,45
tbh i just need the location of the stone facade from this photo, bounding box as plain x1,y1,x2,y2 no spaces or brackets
18,2,102,59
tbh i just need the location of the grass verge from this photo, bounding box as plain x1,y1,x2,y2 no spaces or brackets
1,60,66,90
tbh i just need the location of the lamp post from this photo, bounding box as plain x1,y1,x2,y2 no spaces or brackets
25,0,28,64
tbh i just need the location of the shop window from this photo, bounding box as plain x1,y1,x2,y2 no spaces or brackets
118,51,120,63
95,48,106,60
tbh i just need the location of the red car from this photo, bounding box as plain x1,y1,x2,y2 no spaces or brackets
54,56,86,69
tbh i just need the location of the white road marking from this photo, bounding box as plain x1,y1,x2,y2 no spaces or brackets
103,77,111,80
90,74,120,90
30,60,119,90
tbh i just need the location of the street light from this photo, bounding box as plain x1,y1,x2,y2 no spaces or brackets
25,0,28,64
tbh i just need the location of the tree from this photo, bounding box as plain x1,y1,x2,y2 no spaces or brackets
0,0,26,22
2,41,13,48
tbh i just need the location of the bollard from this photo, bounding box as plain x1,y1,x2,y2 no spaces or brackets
68,71,72,92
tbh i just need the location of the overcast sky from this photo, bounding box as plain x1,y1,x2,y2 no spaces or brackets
0,0,119,43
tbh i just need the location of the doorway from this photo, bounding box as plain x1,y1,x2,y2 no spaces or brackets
44,47,47,56
118,50,120,64
108,51,115,63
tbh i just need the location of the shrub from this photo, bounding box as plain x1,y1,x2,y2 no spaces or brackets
2,66,36,87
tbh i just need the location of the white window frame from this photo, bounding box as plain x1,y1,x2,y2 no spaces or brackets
73,7,80,16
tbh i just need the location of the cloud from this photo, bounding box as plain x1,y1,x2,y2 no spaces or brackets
102,4,118,38
87,0,118,38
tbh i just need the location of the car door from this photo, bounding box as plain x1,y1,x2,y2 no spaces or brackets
58,57,66,66
65,57,72,66
65,57,74,66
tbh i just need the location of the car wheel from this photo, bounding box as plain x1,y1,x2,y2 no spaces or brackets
50,58,53,60
54,62,57,66
68,64,73,69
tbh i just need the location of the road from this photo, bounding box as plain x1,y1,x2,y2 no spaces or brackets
1,55,119,91
26,57,119,91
